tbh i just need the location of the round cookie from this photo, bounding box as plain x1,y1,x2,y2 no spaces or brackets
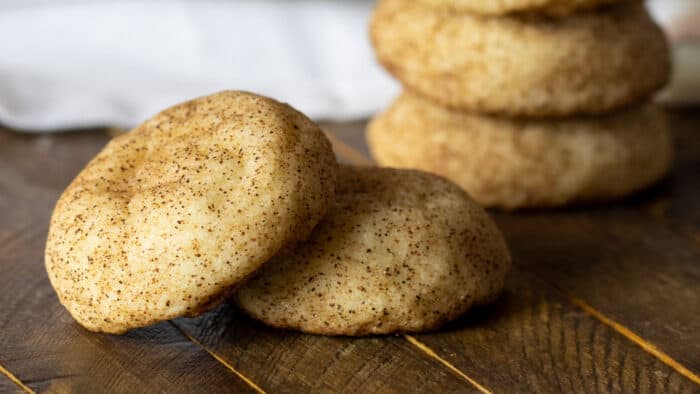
236,165,511,336
367,93,673,210
45,91,338,333
370,0,670,117
416,0,628,17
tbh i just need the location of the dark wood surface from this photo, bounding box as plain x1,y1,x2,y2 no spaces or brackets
0,371,22,394
0,108,699,393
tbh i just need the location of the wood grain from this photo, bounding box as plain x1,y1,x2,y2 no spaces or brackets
0,130,256,393
174,306,477,393
412,269,698,393
495,211,700,377
0,365,30,394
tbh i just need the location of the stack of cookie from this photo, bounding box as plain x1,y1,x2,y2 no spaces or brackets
367,0,673,210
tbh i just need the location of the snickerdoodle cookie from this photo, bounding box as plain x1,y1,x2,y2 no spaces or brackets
367,93,672,209
236,165,511,336
46,91,338,333
370,0,670,117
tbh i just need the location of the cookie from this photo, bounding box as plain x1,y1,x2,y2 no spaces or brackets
236,166,511,336
367,93,673,210
370,0,670,117
416,0,627,17
45,91,338,333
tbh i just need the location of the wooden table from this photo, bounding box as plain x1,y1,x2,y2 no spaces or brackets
1,109,699,393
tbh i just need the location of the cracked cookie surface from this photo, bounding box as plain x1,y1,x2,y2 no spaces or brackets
45,91,338,333
236,165,511,336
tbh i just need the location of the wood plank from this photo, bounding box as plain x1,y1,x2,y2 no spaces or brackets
174,305,477,393
326,117,700,389
495,211,700,377
0,381,24,394
412,269,697,393
2,110,699,393
0,366,29,394
0,130,257,393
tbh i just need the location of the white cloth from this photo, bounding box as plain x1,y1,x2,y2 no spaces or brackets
0,0,696,132
647,0,700,105
0,0,399,131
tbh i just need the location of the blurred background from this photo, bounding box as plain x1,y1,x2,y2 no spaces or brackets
0,0,697,132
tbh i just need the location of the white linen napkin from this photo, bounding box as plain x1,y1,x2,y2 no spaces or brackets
0,0,696,132
0,0,399,131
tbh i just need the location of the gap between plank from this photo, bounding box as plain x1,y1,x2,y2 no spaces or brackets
0,362,35,393
169,322,266,394
329,131,700,388
404,335,493,394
